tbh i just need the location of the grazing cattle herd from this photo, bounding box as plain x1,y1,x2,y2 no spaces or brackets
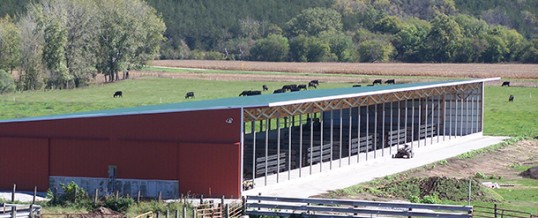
114,79,524,102
112,79,403,100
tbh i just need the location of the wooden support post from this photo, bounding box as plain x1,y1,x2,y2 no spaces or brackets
199,195,204,205
166,209,169,218
137,190,141,203
221,196,225,209
225,204,230,218
182,207,187,218
158,191,162,202
192,208,196,218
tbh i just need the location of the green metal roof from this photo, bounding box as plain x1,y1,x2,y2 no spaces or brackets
0,78,498,123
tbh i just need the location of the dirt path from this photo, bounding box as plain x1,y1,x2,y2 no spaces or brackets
408,140,538,180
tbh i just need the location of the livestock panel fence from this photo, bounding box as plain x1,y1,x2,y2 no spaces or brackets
245,195,473,217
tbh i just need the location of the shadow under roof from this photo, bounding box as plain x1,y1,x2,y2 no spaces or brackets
0,78,499,123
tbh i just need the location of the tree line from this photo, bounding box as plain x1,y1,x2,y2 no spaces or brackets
2,0,538,93
143,0,537,63
0,0,165,93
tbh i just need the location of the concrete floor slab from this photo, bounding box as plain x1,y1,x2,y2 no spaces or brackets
243,134,508,198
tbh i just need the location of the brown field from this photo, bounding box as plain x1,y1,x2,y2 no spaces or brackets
152,60,538,80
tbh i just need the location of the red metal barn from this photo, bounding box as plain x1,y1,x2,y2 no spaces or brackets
0,79,498,198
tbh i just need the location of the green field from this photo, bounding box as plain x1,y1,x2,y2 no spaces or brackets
1,74,537,138
484,86,538,137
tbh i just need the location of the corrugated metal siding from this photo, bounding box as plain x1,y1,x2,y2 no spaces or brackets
0,108,242,197
0,137,49,191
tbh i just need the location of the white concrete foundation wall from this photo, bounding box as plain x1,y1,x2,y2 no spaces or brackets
49,176,179,199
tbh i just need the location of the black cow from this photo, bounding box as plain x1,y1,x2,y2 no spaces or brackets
282,84,297,91
273,89,286,94
113,91,122,98
372,79,382,85
298,84,308,90
308,81,317,88
289,87,301,92
352,84,362,87
509,95,514,102
185,91,195,99
502,81,510,87
385,79,395,85
239,90,262,96
309,80,319,85
262,85,268,91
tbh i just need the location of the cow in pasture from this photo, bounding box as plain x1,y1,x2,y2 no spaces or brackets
185,91,195,99
385,79,395,85
353,84,362,87
282,84,298,91
308,81,317,88
309,80,319,85
273,89,286,94
502,81,510,87
262,85,268,91
509,95,514,102
239,90,262,96
372,79,382,85
298,84,308,90
113,91,123,98
289,87,301,92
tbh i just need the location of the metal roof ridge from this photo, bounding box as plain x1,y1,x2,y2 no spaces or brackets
267,78,500,107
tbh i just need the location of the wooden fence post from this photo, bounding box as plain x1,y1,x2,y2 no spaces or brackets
199,195,204,205
242,196,247,215
137,190,141,203
166,209,169,218
221,195,225,209
12,184,16,202
33,186,37,204
225,204,229,218
182,207,187,218
158,192,162,202
192,208,196,218
94,189,99,205
494,204,498,218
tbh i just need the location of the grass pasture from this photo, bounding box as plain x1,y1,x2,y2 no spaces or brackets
1,71,536,137
484,86,538,137
0,77,351,120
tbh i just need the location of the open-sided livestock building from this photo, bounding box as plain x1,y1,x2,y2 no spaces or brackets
0,78,498,198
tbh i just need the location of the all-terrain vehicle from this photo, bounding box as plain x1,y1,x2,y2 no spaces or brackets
392,144,414,159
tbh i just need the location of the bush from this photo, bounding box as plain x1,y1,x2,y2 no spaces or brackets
475,172,486,179
0,69,15,94
47,182,93,209
104,196,135,212
420,194,440,204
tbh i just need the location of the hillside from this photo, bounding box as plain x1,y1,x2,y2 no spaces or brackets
1,0,538,64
